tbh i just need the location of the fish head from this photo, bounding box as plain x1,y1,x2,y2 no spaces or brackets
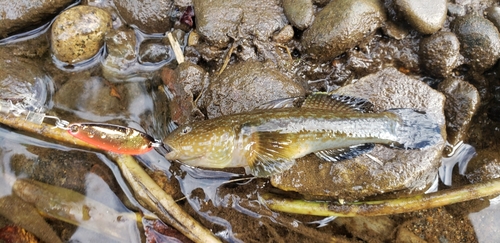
163,122,237,168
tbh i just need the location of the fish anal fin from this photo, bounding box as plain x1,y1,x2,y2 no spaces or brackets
302,93,373,113
246,132,296,177
314,143,375,162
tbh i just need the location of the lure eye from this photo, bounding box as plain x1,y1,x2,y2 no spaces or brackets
180,126,192,135
69,124,80,134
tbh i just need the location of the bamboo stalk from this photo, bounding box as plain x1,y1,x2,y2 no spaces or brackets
110,153,221,243
261,177,500,217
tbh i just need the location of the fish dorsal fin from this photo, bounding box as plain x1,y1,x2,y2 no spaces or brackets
314,143,375,162
302,93,373,113
255,97,304,110
245,131,296,177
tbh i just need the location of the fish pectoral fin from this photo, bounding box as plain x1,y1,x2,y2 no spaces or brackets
314,143,375,162
246,132,296,177
302,93,373,113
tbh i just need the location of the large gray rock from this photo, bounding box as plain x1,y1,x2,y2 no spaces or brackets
199,62,305,118
271,67,446,200
0,0,74,38
395,0,447,34
301,0,386,61
452,14,500,72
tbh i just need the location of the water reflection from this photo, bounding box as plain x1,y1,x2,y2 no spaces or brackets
0,127,143,242
469,195,500,242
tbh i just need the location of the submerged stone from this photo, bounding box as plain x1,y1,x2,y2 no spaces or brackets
0,0,74,38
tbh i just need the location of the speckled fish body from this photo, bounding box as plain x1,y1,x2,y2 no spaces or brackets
164,94,441,177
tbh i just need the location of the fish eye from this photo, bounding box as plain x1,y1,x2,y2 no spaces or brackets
180,126,192,135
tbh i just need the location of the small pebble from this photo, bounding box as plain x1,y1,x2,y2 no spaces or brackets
51,6,111,64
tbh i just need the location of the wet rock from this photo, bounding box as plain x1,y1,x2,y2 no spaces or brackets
200,62,305,118
282,0,314,30
102,28,152,82
113,0,174,34
5,35,50,58
10,148,108,194
272,25,294,44
139,40,172,64
419,32,462,78
395,227,426,243
271,67,446,200
193,0,242,47
487,85,500,122
447,3,466,17
0,0,74,38
161,62,207,125
53,75,124,118
382,21,410,40
437,78,480,146
335,216,396,242
301,0,386,61
394,0,446,34
465,148,500,183
193,0,287,48
51,6,112,64
0,54,53,110
486,6,500,31
452,14,500,72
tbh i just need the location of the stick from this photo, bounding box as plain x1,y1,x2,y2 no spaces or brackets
262,177,500,217
168,32,185,64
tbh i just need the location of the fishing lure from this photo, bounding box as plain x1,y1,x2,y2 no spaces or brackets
67,123,160,155
1,99,157,155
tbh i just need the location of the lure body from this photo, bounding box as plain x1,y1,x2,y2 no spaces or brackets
68,123,156,155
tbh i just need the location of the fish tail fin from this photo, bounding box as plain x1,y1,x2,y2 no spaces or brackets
387,109,443,149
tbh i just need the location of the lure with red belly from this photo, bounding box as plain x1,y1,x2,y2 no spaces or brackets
68,123,157,155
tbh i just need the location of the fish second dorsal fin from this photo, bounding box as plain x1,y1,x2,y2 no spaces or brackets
302,93,373,113
314,143,375,162
255,96,304,110
246,131,296,177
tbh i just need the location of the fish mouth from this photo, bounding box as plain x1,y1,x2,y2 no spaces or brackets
164,150,178,161
162,143,173,153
